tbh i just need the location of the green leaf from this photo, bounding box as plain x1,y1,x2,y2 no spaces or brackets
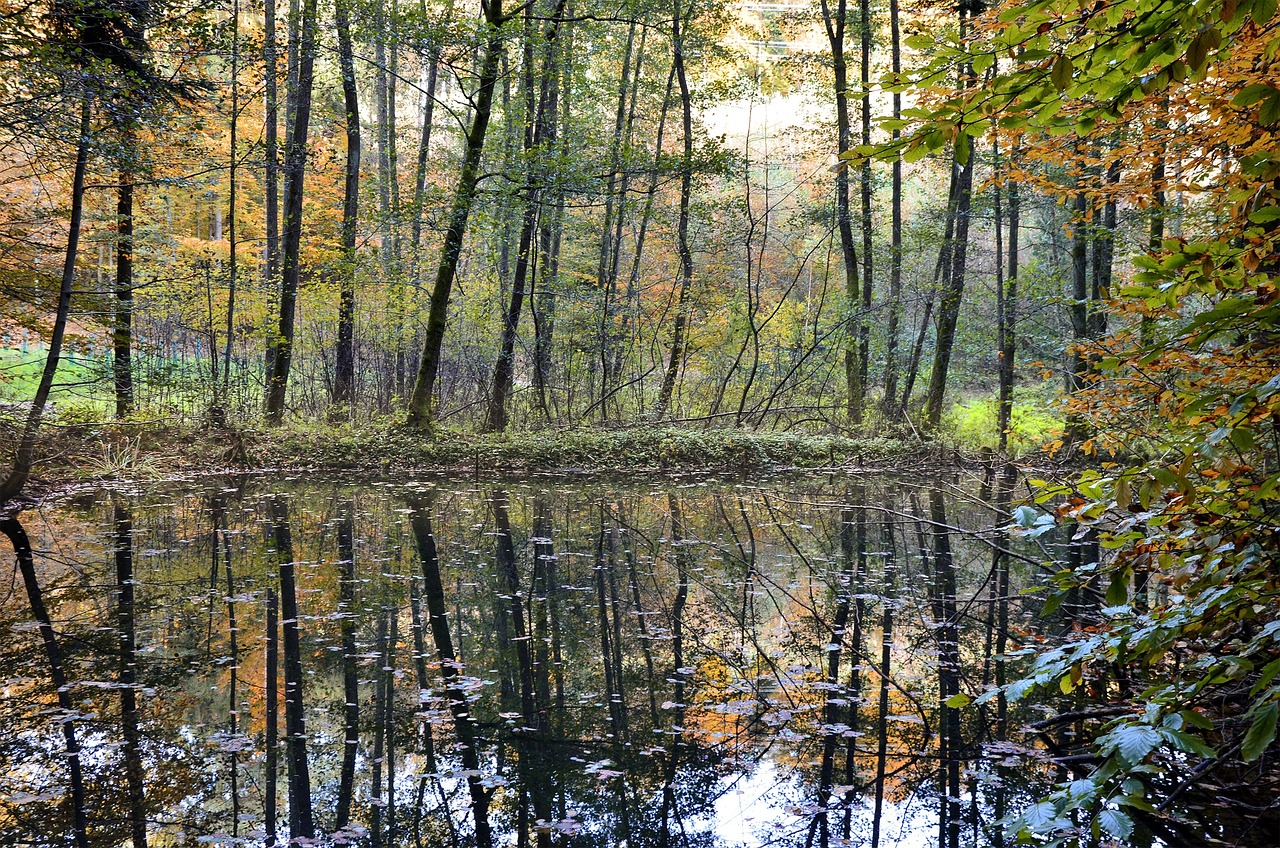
1012,505,1041,527
1233,83,1278,108
1181,709,1215,731
903,142,931,164
904,34,934,50
1105,569,1130,606
1241,701,1278,761
1110,723,1162,765
945,692,971,708
1051,54,1074,91
1023,800,1057,830
1098,809,1134,840
1248,205,1280,223
1160,728,1217,758
1254,0,1278,23
1229,427,1256,452
1261,90,1280,126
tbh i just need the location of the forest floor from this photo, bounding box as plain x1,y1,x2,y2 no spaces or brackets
0,416,957,501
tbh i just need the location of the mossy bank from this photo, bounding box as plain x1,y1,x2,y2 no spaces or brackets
3,418,940,494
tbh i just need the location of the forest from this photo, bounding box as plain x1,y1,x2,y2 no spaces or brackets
1,0,1278,845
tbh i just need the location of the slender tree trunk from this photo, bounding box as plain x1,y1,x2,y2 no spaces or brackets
488,0,568,432
263,0,281,389
1,97,91,503
387,0,403,269
385,607,398,842
922,151,973,427
819,0,861,425
215,499,241,836
856,0,873,421
1,518,90,848
371,611,388,847
597,21,639,416
929,490,962,848
922,8,977,429
870,498,895,848
1092,158,1120,339
272,497,314,837
407,497,494,848
219,1,239,419
375,1,394,274
335,502,359,830
880,0,903,417
265,589,279,848
1141,104,1167,350
332,0,361,414
487,4,540,433
532,190,563,421
996,131,1018,451
264,0,320,424
410,38,440,282
406,0,506,425
1067,189,1089,399
615,62,676,417
115,132,136,418
114,504,147,848
654,0,695,421
660,494,689,847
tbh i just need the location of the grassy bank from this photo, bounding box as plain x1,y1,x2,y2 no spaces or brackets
1,417,935,493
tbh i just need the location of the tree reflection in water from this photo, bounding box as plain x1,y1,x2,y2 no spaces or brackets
0,473,1190,847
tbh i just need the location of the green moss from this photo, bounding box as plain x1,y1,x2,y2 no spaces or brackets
241,423,920,474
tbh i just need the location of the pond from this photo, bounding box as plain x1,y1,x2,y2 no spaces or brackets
0,471,1225,847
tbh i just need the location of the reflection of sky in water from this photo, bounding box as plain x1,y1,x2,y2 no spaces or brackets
713,759,938,848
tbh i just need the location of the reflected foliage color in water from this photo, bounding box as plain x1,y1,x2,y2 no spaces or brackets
0,474,1177,846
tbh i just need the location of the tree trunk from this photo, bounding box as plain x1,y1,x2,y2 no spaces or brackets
264,0,320,424
1,97,91,503
114,504,147,848
856,0,873,423
410,39,440,282
929,490,962,848
370,611,388,847
819,0,861,426
996,130,1018,452
335,501,359,830
922,6,977,429
271,497,314,837
332,0,360,414
1067,189,1089,398
596,21,639,416
115,141,136,418
922,137,974,428
654,0,695,421
265,589,279,848
263,0,281,389
407,497,494,848
487,0,568,432
880,0,903,417
216,499,241,836
870,498,895,848
615,62,676,418
406,0,506,426
219,3,240,420
1,517,90,848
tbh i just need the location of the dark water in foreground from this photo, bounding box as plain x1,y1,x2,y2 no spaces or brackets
0,472,1114,846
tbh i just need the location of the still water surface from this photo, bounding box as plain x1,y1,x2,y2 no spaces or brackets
1,472,1066,847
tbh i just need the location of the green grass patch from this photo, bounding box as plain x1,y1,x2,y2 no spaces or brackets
941,392,1061,457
